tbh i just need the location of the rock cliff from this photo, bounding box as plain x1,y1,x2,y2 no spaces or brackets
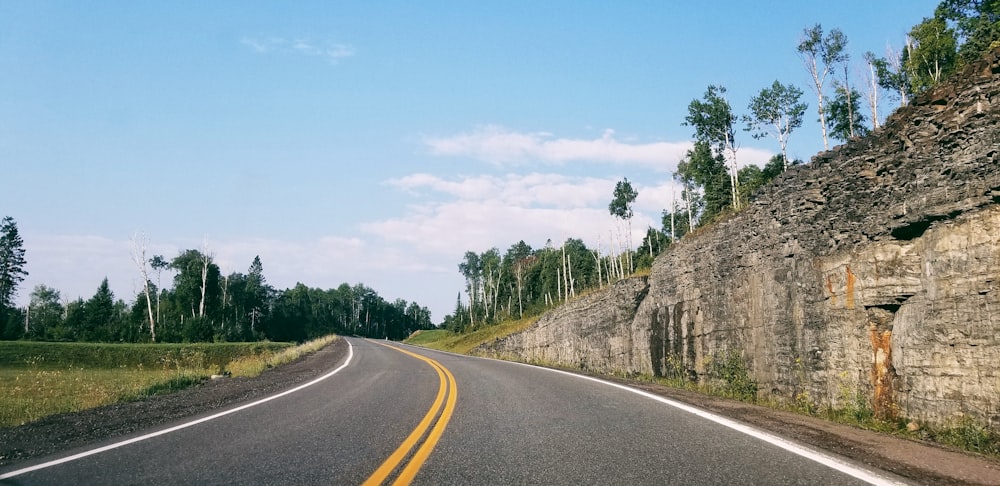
479,49,1000,430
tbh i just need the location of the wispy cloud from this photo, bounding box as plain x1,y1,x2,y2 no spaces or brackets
423,125,690,170
240,36,356,64
423,125,778,173
369,173,671,257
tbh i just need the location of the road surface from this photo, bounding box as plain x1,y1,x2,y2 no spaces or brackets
0,337,909,485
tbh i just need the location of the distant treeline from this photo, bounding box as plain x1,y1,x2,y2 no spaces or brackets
0,219,435,343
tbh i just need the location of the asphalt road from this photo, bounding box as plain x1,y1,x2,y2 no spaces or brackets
0,337,910,485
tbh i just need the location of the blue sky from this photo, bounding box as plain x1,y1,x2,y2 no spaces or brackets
1,1,939,321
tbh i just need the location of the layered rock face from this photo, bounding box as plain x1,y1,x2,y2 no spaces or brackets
481,277,649,374
480,50,1000,429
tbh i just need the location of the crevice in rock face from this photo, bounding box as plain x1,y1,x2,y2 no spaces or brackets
867,303,901,314
649,305,663,377
890,210,962,240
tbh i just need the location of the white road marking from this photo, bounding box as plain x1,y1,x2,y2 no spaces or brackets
533,364,910,486
0,340,354,480
401,345,909,486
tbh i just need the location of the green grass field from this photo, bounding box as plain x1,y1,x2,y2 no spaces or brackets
0,337,335,428
404,317,538,355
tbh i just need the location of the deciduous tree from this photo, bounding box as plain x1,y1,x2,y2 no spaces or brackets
937,0,1000,66
130,232,157,342
798,24,848,150
745,81,807,171
905,14,958,93
685,85,742,208
609,178,639,273
825,85,870,142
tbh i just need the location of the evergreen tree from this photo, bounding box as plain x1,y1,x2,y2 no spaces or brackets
0,216,28,310
83,278,115,341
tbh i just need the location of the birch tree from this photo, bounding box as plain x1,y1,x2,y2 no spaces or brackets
870,45,911,108
904,15,958,93
798,24,848,151
609,178,639,273
863,52,882,130
745,81,807,171
130,232,157,342
685,85,742,209
458,251,481,326
198,241,214,319
150,255,169,325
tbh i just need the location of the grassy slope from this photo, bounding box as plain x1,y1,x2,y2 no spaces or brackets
405,316,539,355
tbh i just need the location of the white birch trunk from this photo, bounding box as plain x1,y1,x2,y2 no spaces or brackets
131,233,157,342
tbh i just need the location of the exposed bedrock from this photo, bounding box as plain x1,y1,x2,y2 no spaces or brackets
478,49,1000,430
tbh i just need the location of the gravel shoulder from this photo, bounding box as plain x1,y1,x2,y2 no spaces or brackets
2,338,998,485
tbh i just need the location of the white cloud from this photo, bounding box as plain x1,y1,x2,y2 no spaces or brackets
423,125,779,175
368,173,665,259
240,36,356,64
423,125,690,171
386,172,612,208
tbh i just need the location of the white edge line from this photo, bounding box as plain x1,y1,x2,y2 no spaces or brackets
534,366,908,486
400,344,907,486
0,339,355,480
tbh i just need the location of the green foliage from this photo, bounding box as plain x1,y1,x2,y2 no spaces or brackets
928,416,1000,455
798,24,849,149
0,341,292,370
685,85,737,156
905,14,959,93
936,0,1000,67
406,316,539,355
136,375,205,398
707,352,759,402
0,216,28,311
634,226,669,270
745,80,807,168
824,85,869,142
798,24,849,68
608,178,638,220
0,337,335,427
677,140,731,225
4,247,433,344
868,50,911,106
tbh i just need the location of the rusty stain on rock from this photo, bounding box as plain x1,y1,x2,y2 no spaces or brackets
846,266,856,310
870,329,896,420
867,307,897,420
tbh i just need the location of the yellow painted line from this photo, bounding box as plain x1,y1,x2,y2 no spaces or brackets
392,359,457,486
362,342,457,486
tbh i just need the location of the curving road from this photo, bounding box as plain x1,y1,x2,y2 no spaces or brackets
0,337,910,485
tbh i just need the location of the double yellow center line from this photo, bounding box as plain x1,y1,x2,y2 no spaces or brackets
363,343,458,486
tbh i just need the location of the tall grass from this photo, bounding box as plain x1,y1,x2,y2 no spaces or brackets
0,337,337,428
224,335,338,377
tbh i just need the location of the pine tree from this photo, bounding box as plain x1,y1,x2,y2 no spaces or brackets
0,216,28,310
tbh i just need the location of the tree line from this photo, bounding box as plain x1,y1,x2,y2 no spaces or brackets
0,218,434,343
444,1,999,330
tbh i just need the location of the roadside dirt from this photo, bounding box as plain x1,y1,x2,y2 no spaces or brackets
2,339,998,485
